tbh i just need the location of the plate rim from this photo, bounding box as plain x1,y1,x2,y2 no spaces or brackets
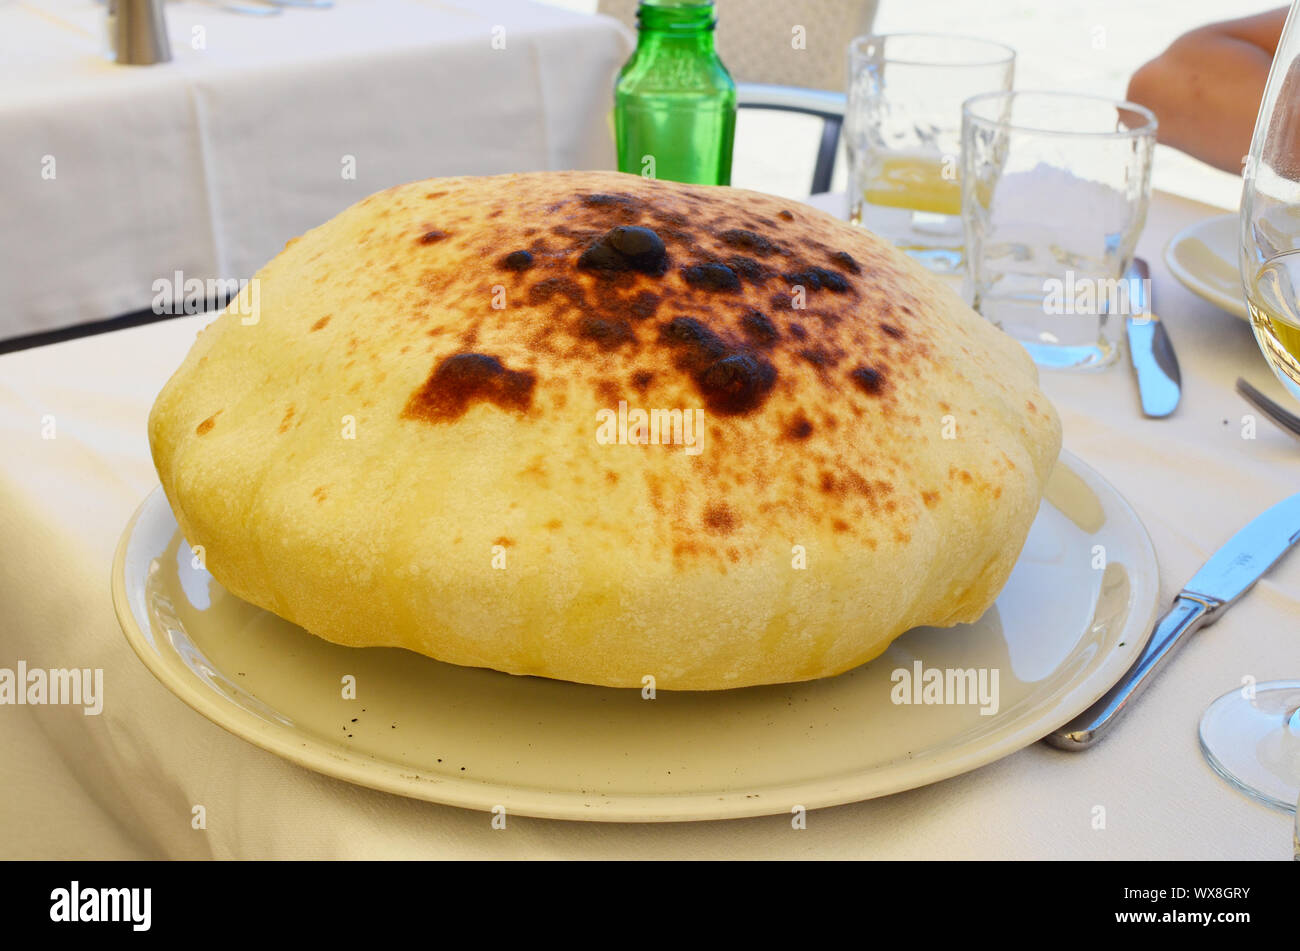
112,450,1160,822
1162,212,1248,320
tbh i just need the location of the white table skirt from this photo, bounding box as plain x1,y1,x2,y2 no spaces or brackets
0,0,631,340
0,189,1296,859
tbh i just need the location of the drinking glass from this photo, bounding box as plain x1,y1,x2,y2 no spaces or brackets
1199,1,1300,828
1241,2,1300,402
961,91,1156,370
845,33,1014,276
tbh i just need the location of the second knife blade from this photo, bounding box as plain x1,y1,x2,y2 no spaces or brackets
1125,258,1182,417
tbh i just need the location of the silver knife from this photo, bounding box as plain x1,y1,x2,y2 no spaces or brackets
1047,490,1300,750
1125,258,1181,417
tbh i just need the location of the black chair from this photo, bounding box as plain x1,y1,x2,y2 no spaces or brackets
736,82,846,195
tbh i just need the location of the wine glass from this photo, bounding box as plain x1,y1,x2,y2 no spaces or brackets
1199,681,1300,814
1241,2,1300,402
1198,0,1300,829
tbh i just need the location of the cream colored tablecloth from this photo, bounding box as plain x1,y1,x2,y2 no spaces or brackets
0,0,630,339
1,190,1297,859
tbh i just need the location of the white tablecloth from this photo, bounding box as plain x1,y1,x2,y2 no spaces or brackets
0,0,631,340
1,190,1297,859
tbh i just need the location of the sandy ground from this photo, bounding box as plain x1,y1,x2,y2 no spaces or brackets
540,0,1284,209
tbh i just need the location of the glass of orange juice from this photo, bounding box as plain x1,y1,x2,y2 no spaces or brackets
846,34,1015,278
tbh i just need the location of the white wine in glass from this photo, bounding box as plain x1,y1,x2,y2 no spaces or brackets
1248,251,1300,397
1242,2,1300,402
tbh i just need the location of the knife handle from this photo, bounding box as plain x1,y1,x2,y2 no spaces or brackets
1045,595,1214,750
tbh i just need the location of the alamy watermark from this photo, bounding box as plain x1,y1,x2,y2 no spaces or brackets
151,270,260,323
595,400,705,456
50,882,150,931
891,661,1000,716
0,662,103,715
1043,271,1151,319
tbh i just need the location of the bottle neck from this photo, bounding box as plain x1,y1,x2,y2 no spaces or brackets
636,1,717,51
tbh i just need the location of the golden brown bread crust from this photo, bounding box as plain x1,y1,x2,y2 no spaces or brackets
149,171,1061,689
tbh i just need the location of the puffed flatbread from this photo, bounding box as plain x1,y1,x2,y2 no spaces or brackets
149,171,1061,690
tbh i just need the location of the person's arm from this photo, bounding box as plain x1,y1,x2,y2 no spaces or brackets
1126,7,1288,173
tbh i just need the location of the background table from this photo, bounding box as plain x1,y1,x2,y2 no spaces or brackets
0,0,631,341
1,189,1297,859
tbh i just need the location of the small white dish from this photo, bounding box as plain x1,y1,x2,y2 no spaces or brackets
113,451,1159,822
1163,213,1248,320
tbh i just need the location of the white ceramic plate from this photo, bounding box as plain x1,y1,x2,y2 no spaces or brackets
113,451,1158,822
1163,213,1248,320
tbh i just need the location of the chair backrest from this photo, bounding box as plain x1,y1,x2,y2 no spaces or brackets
735,83,846,195
596,0,878,92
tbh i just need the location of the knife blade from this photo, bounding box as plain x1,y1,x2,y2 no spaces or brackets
1125,258,1182,418
1046,491,1300,750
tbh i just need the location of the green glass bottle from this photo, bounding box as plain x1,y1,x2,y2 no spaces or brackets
614,1,737,186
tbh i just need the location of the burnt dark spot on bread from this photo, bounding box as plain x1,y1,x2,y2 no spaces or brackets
661,316,728,359
683,262,740,292
582,193,635,209
404,352,535,422
850,365,886,395
830,251,861,274
577,226,668,276
419,230,449,244
501,250,534,271
702,503,737,534
576,241,628,273
578,317,634,350
658,317,777,415
698,353,777,414
651,209,689,228
740,309,778,346
628,290,661,321
195,411,221,435
719,229,778,256
594,378,622,406
784,267,849,293
798,347,837,369
786,414,814,440
725,256,766,281
528,276,585,308
881,323,905,339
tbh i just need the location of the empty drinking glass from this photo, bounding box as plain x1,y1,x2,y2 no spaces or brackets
961,91,1156,369
845,33,1014,277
